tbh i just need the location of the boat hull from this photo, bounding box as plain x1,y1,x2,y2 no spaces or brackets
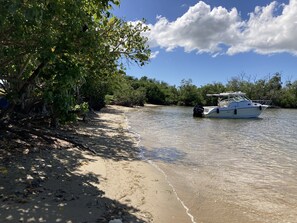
203,105,268,119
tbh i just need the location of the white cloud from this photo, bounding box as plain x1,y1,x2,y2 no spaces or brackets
144,0,297,56
228,0,297,55
145,1,242,54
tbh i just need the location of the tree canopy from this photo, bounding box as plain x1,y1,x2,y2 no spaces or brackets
0,0,150,125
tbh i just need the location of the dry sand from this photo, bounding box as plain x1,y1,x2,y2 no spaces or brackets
0,105,192,223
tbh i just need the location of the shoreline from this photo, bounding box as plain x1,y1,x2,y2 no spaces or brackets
91,105,192,222
0,105,191,223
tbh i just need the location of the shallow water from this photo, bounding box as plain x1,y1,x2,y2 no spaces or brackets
126,106,297,223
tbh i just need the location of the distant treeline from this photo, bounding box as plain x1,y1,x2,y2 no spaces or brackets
108,73,297,108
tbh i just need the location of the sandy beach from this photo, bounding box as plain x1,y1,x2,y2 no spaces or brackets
0,105,191,223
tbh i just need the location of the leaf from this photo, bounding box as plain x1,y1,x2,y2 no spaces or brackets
113,0,120,6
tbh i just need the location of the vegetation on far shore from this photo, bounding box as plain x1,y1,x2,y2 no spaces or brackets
108,73,297,108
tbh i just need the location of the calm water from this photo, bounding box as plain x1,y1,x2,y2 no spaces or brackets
126,106,297,223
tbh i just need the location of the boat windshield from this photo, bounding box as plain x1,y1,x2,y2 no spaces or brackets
218,94,250,107
206,92,252,107
231,95,249,102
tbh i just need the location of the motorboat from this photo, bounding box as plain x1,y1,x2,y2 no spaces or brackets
193,92,268,119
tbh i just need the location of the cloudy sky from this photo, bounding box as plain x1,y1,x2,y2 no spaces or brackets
113,0,297,86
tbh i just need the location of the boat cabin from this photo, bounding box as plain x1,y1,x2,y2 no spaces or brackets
207,92,253,108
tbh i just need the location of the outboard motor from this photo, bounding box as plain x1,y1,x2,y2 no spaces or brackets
193,104,204,117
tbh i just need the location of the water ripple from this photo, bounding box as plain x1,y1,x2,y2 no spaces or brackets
127,106,297,223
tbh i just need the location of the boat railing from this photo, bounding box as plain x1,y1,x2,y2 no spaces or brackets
252,100,272,106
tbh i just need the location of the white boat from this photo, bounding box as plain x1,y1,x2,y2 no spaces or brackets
193,92,268,119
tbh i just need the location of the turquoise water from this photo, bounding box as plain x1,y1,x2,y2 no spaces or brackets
126,106,297,223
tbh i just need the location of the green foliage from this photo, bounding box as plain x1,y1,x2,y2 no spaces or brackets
278,80,297,108
129,76,179,105
178,79,201,106
80,17,151,110
0,0,151,124
200,82,226,105
105,75,146,107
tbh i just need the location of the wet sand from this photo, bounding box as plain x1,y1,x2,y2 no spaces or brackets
0,105,191,223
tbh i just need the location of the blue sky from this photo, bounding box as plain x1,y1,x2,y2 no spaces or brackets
112,0,296,87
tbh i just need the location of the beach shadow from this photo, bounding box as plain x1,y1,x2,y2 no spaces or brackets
0,107,150,223
0,147,146,223
66,108,142,162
